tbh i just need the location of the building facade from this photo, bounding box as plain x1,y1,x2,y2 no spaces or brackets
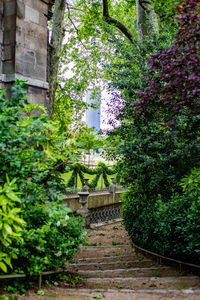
0,0,50,108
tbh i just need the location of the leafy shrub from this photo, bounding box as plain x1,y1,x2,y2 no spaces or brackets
109,0,200,263
0,81,86,279
7,202,86,275
124,169,200,264
0,80,74,205
0,177,25,272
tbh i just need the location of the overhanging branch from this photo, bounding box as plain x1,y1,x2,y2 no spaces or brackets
102,0,134,43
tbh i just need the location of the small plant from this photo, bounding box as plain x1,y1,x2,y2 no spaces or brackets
0,176,25,273
0,296,9,300
37,290,45,296
83,242,97,246
93,295,103,299
116,281,123,289
57,273,83,288
8,203,86,275
112,241,118,246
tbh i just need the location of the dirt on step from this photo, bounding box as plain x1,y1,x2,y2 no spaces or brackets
16,287,200,300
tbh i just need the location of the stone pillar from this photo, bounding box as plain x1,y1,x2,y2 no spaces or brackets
0,0,50,108
109,177,116,202
0,0,3,85
77,178,90,228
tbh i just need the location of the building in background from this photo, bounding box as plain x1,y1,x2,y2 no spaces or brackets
86,89,101,132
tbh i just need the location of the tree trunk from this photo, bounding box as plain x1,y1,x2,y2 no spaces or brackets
136,0,158,42
49,0,66,119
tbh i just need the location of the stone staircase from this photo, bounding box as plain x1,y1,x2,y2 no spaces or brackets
68,221,200,297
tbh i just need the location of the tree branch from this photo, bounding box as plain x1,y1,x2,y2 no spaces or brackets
66,2,79,34
102,0,133,43
139,0,152,12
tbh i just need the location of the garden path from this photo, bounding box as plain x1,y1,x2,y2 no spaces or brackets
18,221,200,300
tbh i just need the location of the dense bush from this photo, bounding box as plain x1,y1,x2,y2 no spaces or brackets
0,178,25,272
0,80,74,204
107,0,200,263
0,81,86,277
7,203,86,275
123,169,200,263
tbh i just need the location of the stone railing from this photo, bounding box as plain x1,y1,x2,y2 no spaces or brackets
63,178,124,227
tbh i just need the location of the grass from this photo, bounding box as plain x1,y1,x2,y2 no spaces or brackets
61,172,116,189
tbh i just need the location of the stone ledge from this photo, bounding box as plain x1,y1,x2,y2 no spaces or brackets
40,0,50,4
0,73,49,89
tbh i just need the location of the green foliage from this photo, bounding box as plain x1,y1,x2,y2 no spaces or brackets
0,81,86,285
54,82,88,134
76,127,104,153
66,162,116,189
123,169,200,263
152,0,181,32
109,0,200,263
0,80,75,204
0,177,25,272
7,202,86,275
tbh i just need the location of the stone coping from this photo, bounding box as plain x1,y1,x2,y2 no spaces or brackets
0,74,49,89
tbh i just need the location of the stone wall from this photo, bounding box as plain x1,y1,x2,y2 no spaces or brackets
0,0,4,88
0,0,49,107
63,191,123,212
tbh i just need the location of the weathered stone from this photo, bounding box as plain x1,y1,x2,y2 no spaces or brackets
2,45,15,61
0,1,3,74
3,15,16,31
25,5,40,24
39,13,47,27
3,61,15,74
0,0,50,108
25,0,48,15
4,1,16,17
16,1,25,19
3,30,16,45
17,18,47,40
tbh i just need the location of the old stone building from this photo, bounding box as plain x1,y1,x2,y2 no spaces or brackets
0,0,51,108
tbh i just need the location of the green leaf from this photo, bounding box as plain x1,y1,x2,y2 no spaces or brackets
6,192,21,202
0,195,7,206
0,261,7,272
3,256,13,269
4,223,13,235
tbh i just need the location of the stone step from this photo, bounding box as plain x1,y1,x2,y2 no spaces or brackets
87,233,130,246
71,221,200,295
74,266,182,278
74,245,134,259
69,259,155,271
81,276,200,290
76,254,142,264
67,288,200,300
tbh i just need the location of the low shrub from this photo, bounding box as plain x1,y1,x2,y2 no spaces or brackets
7,202,86,275
0,81,86,283
0,177,25,273
123,168,200,264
